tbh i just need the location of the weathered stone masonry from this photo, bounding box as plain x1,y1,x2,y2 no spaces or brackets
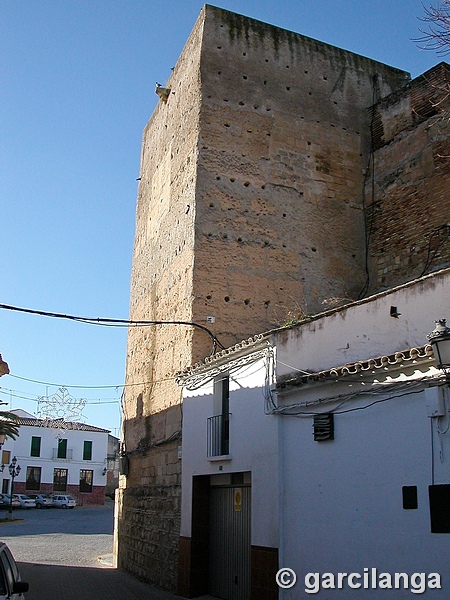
367,62,450,292
117,5,449,593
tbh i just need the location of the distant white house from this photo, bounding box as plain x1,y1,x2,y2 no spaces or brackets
176,268,450,599
0,409,117,505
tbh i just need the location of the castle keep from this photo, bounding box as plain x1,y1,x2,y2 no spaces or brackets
116,5,450,593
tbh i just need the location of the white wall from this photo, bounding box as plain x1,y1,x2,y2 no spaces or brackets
276,270,449,378
279,384,450,598
181,353,279,548
275,271,450,598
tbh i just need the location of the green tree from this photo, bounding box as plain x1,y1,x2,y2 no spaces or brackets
0,411,20,441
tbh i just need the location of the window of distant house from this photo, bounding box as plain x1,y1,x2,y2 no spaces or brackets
30,436,41,457
57,438,67,459
83,441,92,461
53,468,68,492
79,469,93,493
1,451,10,466
26,466,41,491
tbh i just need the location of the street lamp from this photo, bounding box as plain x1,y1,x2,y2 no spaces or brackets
7,457,20,520
427,319,450,382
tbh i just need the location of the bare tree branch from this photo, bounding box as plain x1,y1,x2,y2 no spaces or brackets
415,1,450,54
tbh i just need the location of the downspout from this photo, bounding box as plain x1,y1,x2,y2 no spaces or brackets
277,384,286,598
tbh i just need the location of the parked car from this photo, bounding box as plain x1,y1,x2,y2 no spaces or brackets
0,495,20,509
12,495,36,509
0,542,28,599
51,495,76,509
27,493,53,508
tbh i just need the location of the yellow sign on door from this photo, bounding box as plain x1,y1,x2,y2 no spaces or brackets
234,488,242,512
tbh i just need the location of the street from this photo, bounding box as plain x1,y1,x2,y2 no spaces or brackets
0,501,184,600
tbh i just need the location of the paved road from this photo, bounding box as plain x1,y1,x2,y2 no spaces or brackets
0,501,186,600
0,502,114,567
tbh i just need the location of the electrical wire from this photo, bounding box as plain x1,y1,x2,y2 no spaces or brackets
419,223,450,277
358,75,378,300
0,389,120,405
270,377,434,417
332,387,424,414
8,372,176,389
0,302,225,353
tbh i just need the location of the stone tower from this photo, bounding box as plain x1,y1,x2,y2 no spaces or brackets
117,5,419,590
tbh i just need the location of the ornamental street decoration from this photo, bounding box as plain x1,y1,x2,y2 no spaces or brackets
37,387,86,438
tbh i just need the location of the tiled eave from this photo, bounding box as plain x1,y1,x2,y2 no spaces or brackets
176,334,270,383
276,344,435,392
16,417,110,434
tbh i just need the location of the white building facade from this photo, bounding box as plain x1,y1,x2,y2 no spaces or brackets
1,410,110,505
177,343,279,598
177,268,450,599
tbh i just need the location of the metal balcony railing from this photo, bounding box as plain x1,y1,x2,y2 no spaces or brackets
52,448,73,460
207,414,230,457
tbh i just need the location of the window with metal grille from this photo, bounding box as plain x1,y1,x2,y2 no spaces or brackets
53,468,68,491
79,469,93,493
26,466,41,491
207,375,230,457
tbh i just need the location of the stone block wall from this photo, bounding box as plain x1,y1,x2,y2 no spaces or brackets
117,440,181,588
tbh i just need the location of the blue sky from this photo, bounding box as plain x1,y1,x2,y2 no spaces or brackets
0,1,444,436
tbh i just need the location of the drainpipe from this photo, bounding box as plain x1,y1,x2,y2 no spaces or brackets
278,400,285,599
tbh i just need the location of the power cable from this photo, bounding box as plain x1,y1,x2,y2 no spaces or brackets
8,372,177,390
0,302,225,353
358,75,378,300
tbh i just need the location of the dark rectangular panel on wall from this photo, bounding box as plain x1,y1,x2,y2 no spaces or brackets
402,486,418,510
429,484,450,533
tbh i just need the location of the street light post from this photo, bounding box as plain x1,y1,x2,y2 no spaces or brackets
7,457,20,520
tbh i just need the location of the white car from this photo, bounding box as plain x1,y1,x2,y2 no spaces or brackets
0,542,28,598
12,494,36,509
0,495,20,509
51,495,76,509
27,493,53,508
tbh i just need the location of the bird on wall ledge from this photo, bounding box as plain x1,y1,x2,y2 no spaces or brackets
155,82,171,102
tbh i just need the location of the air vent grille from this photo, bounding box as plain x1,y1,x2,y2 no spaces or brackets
313,413,334,441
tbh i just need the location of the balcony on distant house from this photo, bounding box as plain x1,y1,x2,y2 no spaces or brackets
52,447,73,461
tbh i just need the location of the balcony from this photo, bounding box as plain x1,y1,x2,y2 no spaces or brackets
52,448,73,460
207,414,230,458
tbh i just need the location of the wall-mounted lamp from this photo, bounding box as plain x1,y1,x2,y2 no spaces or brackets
427,319,450,381
102,468,107,476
